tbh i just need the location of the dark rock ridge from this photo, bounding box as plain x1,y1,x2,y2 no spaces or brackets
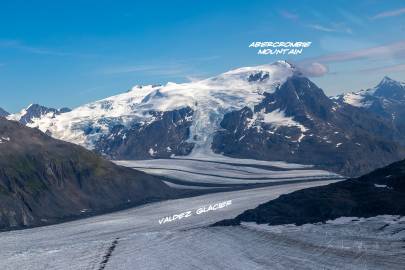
0,118,180,231
95,107,194,159
214,158,405,227
212,76,405,177
0,108,9,117
18,104,71,124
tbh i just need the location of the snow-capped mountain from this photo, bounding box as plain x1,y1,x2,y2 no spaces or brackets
22,60,295,154
14,61,405,176
335,76,405,109
0,107,9,117
7,104,71,125
213,75,405,176
334,76,405,141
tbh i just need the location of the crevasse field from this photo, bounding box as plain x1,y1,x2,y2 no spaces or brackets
1,178,404,270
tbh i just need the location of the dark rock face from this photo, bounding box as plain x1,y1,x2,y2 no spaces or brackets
215,158,405,227
0,108,9,117
365,77,405,142
212,76,405,177
247,71,270,82
18,104,71,124
59,107,72,113
0,118,178,230
374,76,405,101
95,107,195,159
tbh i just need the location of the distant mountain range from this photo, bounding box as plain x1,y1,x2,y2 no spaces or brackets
0,108,9,117
215,157,405,227
6,61,405,177
7,104,71,125
0,117,184,231
333,76,405,140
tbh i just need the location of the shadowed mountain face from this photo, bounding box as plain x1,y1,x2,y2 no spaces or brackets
215,158,405,227
0,108,9,117
0,118,179,231
212,76,405,177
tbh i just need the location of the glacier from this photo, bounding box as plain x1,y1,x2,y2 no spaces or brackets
0,181,403,270
116,152,341,187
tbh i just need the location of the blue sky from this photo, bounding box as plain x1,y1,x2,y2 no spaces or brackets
1,0,405,112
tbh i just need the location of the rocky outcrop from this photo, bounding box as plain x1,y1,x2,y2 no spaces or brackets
215,158,405,226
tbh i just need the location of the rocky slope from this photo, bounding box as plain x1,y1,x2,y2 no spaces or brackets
0,118,180,230
215,158,405,226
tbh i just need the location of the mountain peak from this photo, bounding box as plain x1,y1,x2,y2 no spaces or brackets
373,76,405,100
0,107,9,117
8,103,71,125
222,61,294,77
378,76,402,87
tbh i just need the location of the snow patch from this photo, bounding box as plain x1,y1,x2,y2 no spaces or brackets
148,148,157,157
247,108,308,138
0,136,10,144
262,109,308,132
374,184,390,189
342,92,371,108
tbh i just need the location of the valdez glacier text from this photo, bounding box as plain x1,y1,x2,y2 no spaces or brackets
158,200,232,225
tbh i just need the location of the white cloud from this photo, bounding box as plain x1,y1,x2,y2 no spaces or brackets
306,40,405,63
358,63,405,74
308,24,336,32
279,10,299,20
373,8,405,19
0,39,94,57
307,24,352,34
296,62,329,77
100,56,219,78
101,63,190,77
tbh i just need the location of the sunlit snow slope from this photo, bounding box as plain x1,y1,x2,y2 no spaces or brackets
24,61,294,152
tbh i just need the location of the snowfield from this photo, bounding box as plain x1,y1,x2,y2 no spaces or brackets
1,180,404,270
